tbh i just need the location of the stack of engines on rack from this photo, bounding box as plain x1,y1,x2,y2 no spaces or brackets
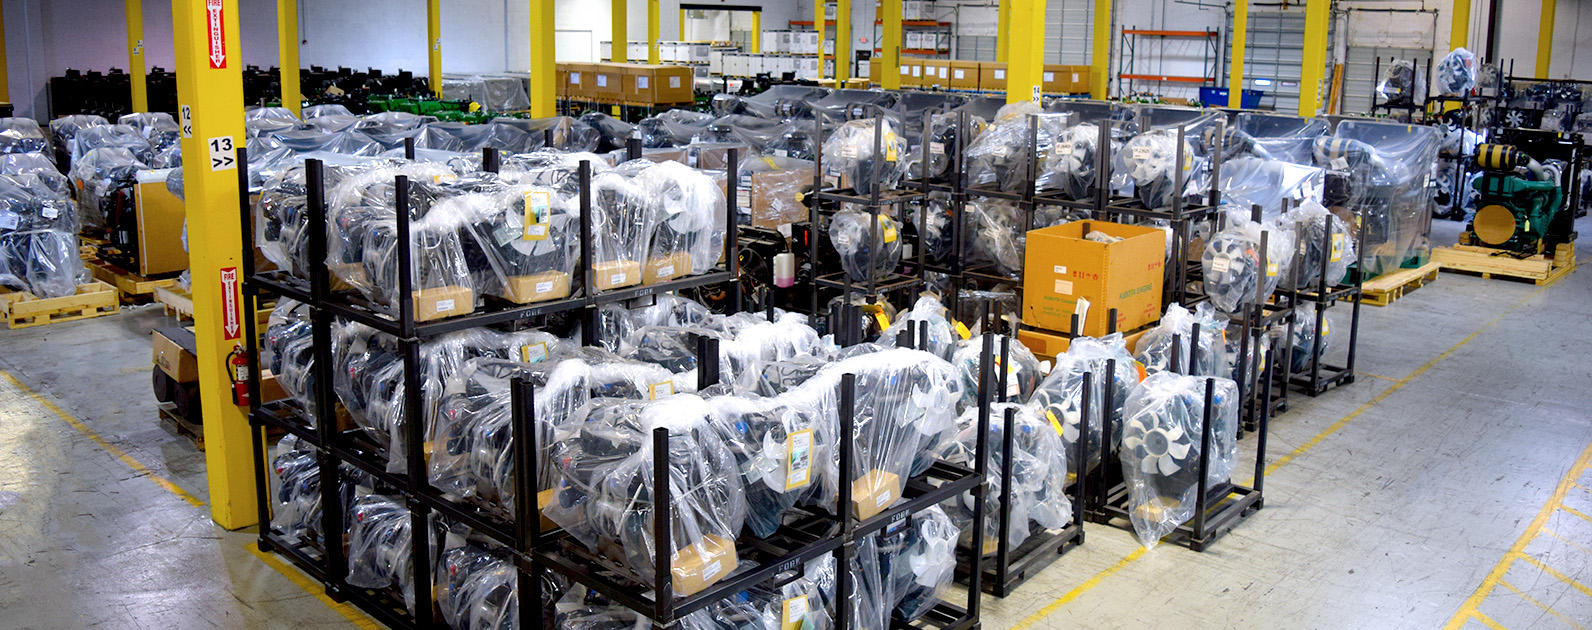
0,118,87,300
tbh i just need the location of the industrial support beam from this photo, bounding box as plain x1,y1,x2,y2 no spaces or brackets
680,9,686,39
126,0,147,113
427,0,442,98
1005,0,1045,104
751,10,761,53
1298,0,1330,116
278,0,300,115
997,0,1011,62
613,0,628,62
881,0,902,89
172,0,252,529
814,0,826,80
1229,0,1247,109
1091,0,1110,99
0,5,8,104
1450,0,1471,50
530,0,555,117
650,0,662,62
835,1,850,82
1537,0,1555,77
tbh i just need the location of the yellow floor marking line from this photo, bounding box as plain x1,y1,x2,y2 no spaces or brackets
1008,548,1148,630
1561,505,1592,526
246,543,382,630
1515,553,1592,600
1,370,205,508
1359,372,1399,382
1444,439,1592,629
1498,579,1588,630
1542,528,1592,557
1471,611,1509,630
1017,284,1553,629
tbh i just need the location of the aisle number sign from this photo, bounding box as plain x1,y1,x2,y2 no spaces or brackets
179,105,193,138
206,0,227,69
209,136,236,171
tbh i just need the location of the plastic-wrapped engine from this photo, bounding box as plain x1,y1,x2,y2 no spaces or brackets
1119,372,1239,547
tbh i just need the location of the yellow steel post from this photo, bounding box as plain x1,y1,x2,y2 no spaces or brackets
427,0,442,98
649,0,661,62
1298,0,1329,116
680,9,686,39
881,0,901,89
815,1,826,80
1006,0,1045,104
1229,0,1247,108
1091,0,1110,99
1537,0,1555,77
126,0,147,112
612,0,628,62
0,4,8,104
277,0,300,115
172,0,251,529
751,10,761,53
836,0,850,82
997,0,1011,63
530,0,555,117
1450,0,1471,50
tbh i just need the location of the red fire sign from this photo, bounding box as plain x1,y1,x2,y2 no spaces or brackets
220,267,240,340
207,0,226,69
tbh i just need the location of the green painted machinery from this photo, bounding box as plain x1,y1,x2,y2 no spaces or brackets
1467,143,1564,253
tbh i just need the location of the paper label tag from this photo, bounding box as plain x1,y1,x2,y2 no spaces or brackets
1266,261,1279,277
1053,265,1067,275
208,135,237,171
702,560,722,580
1330,233,1345,262
781,595,809,630
435,298,456,312
994,69,1006,80
637,76,649,89
1046,409,1065,438
610,272,626,285
954,69,965,79
884,132,899,162
879,215,897,243
1053,279,1074,295
929,141,945,155
597,75,608,87
535,280,554,294
433,174,457,184
873,311,890,331
1330,156,1348,171
785,429,814,490
570,72,581,84
1210,256,1231,274
0,211,18,230
953,321,972,340
1057,141,1074,156
521,342,549,363
876,488,893,506
649,381,674,399
670,76,682,88
42,205,58,219
1132,145,1151,160
840,143,859,160
655,264,675,278
523,191,551,240
1044,72,1055,82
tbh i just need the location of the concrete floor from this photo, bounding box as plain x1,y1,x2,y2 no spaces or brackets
1,217,1589,630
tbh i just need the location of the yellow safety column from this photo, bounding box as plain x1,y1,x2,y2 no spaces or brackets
649,0,661,62
172,0,251,529
997,0,1011,63
881,0,901,89
680,9,686,39
612,0,628,62
1450,0,1471,50
836,1,850,82
1537,0,1555,77
1005,0,1045,104
1298,0,1329,116
277,0,300,115
427,0,442,98
751,11,761,53
530,0,555,117
126,0,147,112
1229,0,1247,108
814,1,826,80
1091,0,1110,99
0,4,8,104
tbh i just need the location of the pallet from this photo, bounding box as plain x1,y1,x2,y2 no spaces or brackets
157,405,204,451
154,285,194,319
1431,242,1576,286
86,258,179,302
0,281,121,329
1361,261,1440,307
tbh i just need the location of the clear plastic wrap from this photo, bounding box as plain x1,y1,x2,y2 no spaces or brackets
577,111,635,154
1065,333,1142,445
705,393,827,538
435,524,568,630
1315,121,1440,277
695,114,785,151
346,491,420,613
118,112,181,164
764,123,820,161
961,196,1024,277
636,109,715,149
849,504,959,628
1116,113,1224,209
545,394,747,597
1280,199,1355,290
453,183,580,304
1216,157,1325,219
1119,372,1239,547
1376,59,1425,105
67,146,149,232
629,160,727,282
1027,352,1105,470
877,295,959,360
828,208,902,283
1286,307,1333,373
935,402,1070,554
1039,122,1112,200
587,168,653,291
492,116,601,152
965,104,1067,195
950,333,1042,412
301,104,354,119
1133,303,1229,377
1234,112,1329,166
906,192,956,265
71,124,154,165
270,434,322,542
48,114,109,158
500,149,608,197
262,299,316,412
254,155,388,277
0,172,83,299
0,118,48,154
271,128,384,156
736,154,813,228
1199,218,1294,314
718,311,824,392
305,113,365,134
821,118,907,195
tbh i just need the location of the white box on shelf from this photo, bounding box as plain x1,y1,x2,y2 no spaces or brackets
684,43,711,63
762,31,781,54
824,2,837,20
709,49,725,74
600,41,612,60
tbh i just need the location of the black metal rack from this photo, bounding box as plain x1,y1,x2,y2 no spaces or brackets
1284,202,1368,398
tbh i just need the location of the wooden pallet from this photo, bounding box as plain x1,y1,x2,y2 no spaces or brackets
154,285,194,319
1361,261,1441,307
0,281,121,328
157,405,205,451
86,258,179,301
1431,242,1576,286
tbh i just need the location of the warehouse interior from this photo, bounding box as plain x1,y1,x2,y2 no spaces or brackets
0,1,1589,629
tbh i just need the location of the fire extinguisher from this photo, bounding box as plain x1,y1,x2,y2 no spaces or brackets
227,344,250,406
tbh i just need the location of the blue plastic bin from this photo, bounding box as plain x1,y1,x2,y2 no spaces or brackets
1199,87,1264,109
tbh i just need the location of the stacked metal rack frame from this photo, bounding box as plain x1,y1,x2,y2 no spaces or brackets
949,306,1089,598
1086,321,1270,552
1283,202,1368,399
238,141,750,629
1209,203,1297,432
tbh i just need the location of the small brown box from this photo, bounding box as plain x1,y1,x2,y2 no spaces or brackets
923,59,950,89
979,62,1008,91
897,60,918,88
565,62,594,99
1069,65,1093,94
504,270,572,304
949,60,980,89
1022,220,1167,336
655,65,694,104
748,168,811,229
1042,64,1068,94
593,259,642,290
413,286,475,321
621,64,657,103
851,469,903,520
670,534,739,597
643,251,692,285
152,326,198,383
592,63,624,100
868,59,881,85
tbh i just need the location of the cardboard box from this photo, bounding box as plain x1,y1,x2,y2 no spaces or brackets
1016,326,1154,365
923,59,949,89
1022,220,1166,336
565,62,594,99
747,167,811,229
1069,65,1092,94
898,61,919,88
504,271,572,304
949,60,980,89
671,534,739,597
594,259,642,290
1042,64,1068,94
643,251,692,285
868,59,882,84
592,64,624,100
622,64,691,104
414,286,476,321
152,326,198,383
852,469,902,520
133,174,190,277
979,61,1008,91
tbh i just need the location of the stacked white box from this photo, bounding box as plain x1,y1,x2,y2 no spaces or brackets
600,41,612,60
824,2,837,20
686,43,712,63
709,49,725,74
799,57,820,80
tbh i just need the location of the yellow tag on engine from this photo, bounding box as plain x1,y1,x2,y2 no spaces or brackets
884,132,899,162
1330,233,1344,262
521,342,549,363
874,312,891,331
649,381,674,400
953,321,972,340
879,215,897,243
781,595,809,630
785,429,814,490
523,191,551,240
1046,409,1065,438
1266,261,1279,277
432,174,458,184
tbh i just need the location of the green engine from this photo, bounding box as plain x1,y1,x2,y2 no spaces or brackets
1466,144,1564,254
